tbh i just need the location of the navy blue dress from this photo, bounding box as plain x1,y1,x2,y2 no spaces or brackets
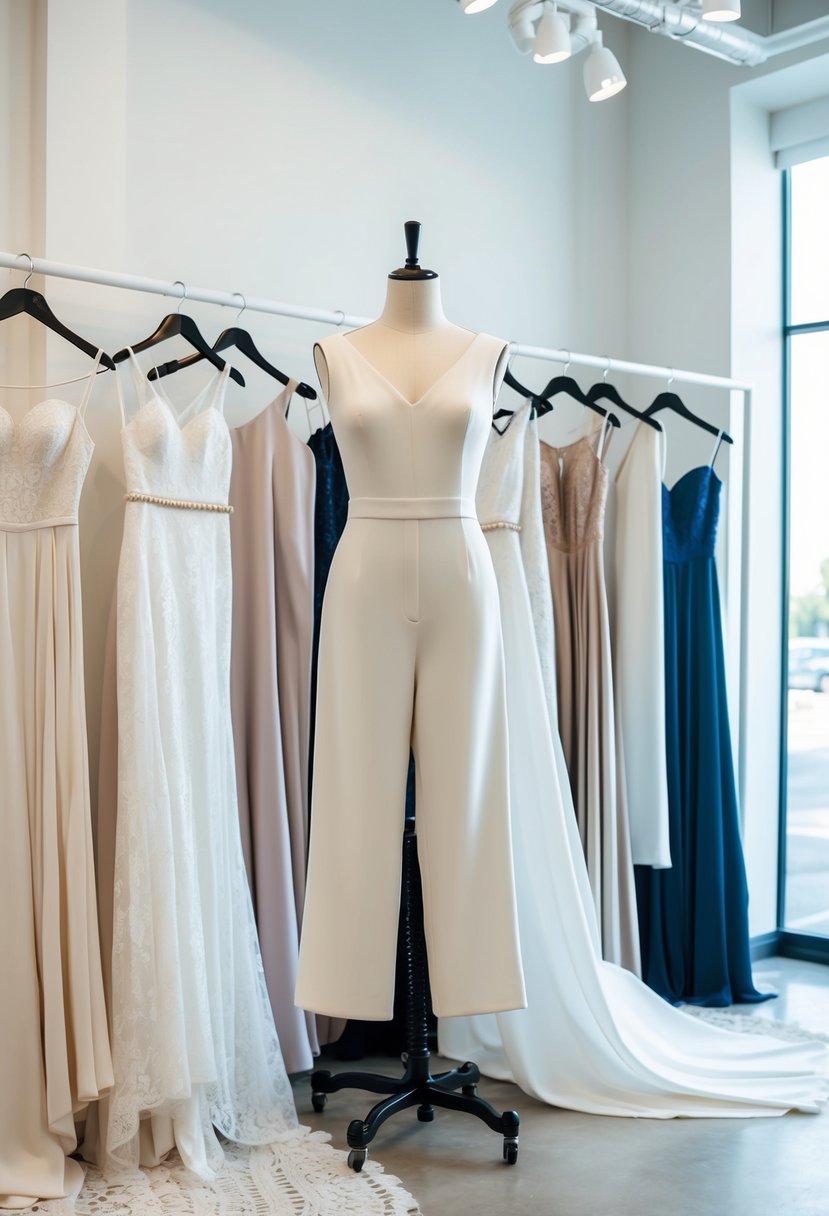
308,423,349,800
635,465,774,1007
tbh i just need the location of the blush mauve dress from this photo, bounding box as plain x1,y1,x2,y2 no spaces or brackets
230,380,319,1074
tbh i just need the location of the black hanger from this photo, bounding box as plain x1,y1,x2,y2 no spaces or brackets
492,366,549,426
535,373,621,429
586,377,662,431
0,257,115,370
113,283,244,387
642,389,732,445
149,296,317,401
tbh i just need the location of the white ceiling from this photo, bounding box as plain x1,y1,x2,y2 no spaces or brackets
739,0,829,36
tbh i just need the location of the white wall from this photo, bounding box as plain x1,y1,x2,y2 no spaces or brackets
3,0,829,934
6,0,622,808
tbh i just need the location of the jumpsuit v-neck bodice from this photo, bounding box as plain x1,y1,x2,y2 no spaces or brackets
296,329,526,1023
320,330,492,513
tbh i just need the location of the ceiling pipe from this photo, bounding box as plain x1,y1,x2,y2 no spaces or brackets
590,1,829,65
508,2,829,69
589,0,768,65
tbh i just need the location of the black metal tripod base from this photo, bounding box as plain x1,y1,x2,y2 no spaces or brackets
311,1055,520,1171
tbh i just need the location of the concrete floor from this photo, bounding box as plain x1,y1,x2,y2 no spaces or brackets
294,958,829,1216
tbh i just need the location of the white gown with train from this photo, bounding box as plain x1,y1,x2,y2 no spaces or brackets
439,401,828,1117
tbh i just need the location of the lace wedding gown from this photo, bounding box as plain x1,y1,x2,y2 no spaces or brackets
94,352,297,1177
439,401,828,1117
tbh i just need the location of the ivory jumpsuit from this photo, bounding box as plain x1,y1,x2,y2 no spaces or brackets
295,330,526,1021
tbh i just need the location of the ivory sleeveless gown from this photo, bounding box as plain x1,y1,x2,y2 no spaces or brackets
0,360,113,1208
613,421,671,868
440,401,829,1118
94,353,297,1178
539,421,640,973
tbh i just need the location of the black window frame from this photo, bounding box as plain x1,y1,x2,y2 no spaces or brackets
777,165,829,964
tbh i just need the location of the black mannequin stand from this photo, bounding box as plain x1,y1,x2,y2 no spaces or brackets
309,818,520,1171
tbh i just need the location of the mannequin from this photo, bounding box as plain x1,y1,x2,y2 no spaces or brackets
314,221,508,407
296,223,524,1022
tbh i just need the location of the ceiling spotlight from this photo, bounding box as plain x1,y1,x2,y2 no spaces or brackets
702,0,740,19
583,32,626,102
460,0,499,12
533,3,571,64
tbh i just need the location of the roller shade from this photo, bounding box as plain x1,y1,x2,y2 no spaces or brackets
771,95,829,169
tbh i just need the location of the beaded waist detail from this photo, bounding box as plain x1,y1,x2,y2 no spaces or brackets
480,520,521,533
125,491,233,514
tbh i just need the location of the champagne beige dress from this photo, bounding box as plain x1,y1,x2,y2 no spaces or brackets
539,417,640,974
0,360,113,1208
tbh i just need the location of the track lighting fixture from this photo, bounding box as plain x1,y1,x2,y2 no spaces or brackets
459,0,499,12
500,2,626,103
533,3,572,64
702,0,741,20
583,31,626,101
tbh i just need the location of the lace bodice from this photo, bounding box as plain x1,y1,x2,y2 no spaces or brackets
0,400,93,529
663,467,720,562
539,424,611,553
119,351,231,503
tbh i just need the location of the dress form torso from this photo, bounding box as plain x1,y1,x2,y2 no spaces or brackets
314,277,508,405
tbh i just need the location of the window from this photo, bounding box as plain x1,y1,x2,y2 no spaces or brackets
782,155,829,955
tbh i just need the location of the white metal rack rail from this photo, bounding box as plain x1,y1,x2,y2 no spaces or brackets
0,249,752,797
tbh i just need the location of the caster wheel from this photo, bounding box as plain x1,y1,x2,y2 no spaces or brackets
311,1092,326,1113
461,1084,478,1097
417,1104,435,1122
348,1148,368,1172
503,1137,519,1166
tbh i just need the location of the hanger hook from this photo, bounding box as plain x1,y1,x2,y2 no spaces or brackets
17,252,34,289
333,310,346,328
173,280,187,314
667,366,675,387
232,291,247,323
561,349,571,376
603,356,611,383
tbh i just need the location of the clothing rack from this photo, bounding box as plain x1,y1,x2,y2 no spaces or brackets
0,248,753,787
0,247,753,1164
0,252,751,391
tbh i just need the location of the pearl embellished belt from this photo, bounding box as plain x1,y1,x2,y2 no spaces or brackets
125,491,233,514
481,520,521,533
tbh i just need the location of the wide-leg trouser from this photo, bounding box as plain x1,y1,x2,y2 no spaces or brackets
295,499,526,1021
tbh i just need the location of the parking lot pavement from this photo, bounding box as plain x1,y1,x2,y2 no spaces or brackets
785,690,829,934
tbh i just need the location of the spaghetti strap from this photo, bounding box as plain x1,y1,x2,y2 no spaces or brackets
597,412,614,462
78,349,104,418
709,428,724,469
282,378,298,420
114,347,145,427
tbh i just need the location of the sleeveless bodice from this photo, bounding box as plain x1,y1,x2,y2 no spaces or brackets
0,401,93,529
477,409,525,528
662,467,720,562
318,330,505,509
120,356,232,503
539,431,609,553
